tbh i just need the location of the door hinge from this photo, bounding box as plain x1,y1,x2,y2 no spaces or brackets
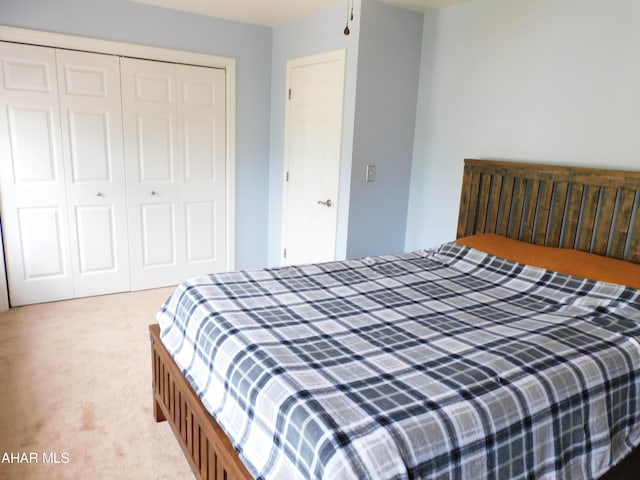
286,171,289,182
283,248,287,259
288,88,292,100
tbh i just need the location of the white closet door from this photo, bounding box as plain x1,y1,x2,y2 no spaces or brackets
122,58,182,290
56,49,130,297
178,64,226,278
0,42,74,305
122,58,227,290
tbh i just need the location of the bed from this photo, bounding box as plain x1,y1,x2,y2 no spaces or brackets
149,159,640,479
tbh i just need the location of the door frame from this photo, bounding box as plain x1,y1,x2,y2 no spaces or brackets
280,49,346,265
0,25,237,311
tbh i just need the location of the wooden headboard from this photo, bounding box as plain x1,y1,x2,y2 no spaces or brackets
457,159,640,264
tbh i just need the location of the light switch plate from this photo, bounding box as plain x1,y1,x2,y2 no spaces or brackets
366,164,376,183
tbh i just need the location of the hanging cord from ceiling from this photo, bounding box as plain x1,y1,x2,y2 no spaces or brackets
344,0,355,35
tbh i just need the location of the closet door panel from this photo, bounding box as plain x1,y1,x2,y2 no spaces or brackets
7,107,58,182
74,205,118,273
0,42,73,305
137,114,174,181
18,207,67,279
56,49,130,297
122,58,181,290
67,110,111,181
141,203,176,267
185,201,216,262
178,65,226,278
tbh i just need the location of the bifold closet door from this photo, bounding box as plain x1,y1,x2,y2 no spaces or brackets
121,58,226,290
0,43,130,305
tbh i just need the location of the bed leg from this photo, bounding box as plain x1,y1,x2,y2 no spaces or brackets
150,330,167,423
153,397,166,423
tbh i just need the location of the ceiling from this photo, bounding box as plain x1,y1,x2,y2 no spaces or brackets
129,0,469,27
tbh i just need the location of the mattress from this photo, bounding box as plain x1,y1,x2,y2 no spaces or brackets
157,241,640,479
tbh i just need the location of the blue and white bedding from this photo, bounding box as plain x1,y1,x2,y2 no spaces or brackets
157,241,640,479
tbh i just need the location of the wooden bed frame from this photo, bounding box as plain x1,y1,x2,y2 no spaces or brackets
150,323,253,480
150,159,640,480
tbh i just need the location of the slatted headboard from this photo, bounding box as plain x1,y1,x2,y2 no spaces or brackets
457,159,640,264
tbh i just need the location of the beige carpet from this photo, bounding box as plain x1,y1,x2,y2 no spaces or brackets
0,288,193,479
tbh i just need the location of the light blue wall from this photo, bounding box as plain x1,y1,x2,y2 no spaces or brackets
0,0,272,269
347,0,423,258
268,1,361,266
406,0,640,252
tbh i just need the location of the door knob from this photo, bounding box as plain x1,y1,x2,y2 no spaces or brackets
317,199,332,207
96,192,103,197
151,191,157,196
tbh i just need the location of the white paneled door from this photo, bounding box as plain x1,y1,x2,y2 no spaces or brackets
56,49,130,298
281,50,345,266
178,64,226,279
121,58,226,290
0,42,74,305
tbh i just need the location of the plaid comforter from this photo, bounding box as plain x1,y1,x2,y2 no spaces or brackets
157,242,640,479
